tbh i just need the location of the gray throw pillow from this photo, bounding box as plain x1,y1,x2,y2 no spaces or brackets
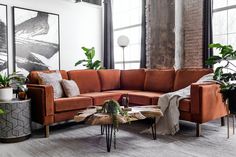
38,71,64,98
61,79,80,97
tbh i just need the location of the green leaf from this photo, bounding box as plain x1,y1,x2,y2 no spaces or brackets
75,60,87,66
214,66,223,80
209,43,222,49
92,60,101,70
205,56,222,65
81,47,89,52
86,47,95,60
0,109,4,115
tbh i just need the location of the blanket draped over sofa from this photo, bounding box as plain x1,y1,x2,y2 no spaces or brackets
155,73,214,135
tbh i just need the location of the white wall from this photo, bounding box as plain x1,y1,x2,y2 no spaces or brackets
0,0,103,72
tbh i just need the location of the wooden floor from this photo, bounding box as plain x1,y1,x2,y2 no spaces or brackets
0,119,236,157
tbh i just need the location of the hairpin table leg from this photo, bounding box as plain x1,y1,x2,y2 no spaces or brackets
233,115,235,135
227,114,230,139
151,117,157,140
101,125,104,135
226,101,230,139
105,124,113,152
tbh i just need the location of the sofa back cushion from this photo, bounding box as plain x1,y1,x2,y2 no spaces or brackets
67,70,101,94
121,69,145,90
28,70,68,84
144,69,175,92
174,68,213,91
98,69,121,91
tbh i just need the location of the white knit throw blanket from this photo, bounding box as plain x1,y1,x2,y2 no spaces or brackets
154,73,214,135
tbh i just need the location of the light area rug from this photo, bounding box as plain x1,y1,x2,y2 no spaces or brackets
0,119,236,157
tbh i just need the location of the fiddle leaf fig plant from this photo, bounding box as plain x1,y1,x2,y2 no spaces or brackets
206,43,236,101
75,47,102,70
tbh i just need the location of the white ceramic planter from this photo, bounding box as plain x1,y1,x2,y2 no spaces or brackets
0,87,13,101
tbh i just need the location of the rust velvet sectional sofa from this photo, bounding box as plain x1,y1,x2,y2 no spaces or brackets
27,68,228,137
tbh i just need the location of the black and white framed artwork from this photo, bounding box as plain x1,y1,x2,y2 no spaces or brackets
13,7,60,76
0,4,8,74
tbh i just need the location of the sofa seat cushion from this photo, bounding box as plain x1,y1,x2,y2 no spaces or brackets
80,92,122,106
55,97,92,112
128,91,164,105
179,99,191,112
98,69,121,91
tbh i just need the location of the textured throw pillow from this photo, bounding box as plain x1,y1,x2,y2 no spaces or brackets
37,71,64,98
61,79,80,97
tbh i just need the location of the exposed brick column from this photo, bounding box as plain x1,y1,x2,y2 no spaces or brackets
183,0,204,68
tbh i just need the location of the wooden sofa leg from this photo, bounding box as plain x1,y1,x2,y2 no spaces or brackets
44,125,50,138
196,123,201,137
221,117,225,126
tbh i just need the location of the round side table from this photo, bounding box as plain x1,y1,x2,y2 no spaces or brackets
0,99,31,143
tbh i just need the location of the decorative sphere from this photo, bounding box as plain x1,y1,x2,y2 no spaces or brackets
117,35,129,47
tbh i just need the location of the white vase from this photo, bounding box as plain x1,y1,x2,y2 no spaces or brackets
0,87,13,101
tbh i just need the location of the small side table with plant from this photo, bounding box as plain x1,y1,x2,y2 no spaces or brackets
206,43,236,138
0,72,31,143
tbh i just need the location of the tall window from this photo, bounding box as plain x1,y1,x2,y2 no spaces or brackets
213,0,236,69
113,0,142,69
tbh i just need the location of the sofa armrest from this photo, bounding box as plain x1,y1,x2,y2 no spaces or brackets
190,83,227,123
27,84,54,125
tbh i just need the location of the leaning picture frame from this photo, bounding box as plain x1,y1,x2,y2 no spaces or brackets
0,4,8,74
12,7,60,76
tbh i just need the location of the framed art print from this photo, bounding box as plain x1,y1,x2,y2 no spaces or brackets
13,7,60,76
0,4,8,73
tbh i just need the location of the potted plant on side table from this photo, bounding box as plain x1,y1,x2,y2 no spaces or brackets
0,72,30,143
206,43,236,114
0,72,27,101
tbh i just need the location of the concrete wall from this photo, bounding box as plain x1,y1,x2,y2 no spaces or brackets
146,0,204,69
0,0,102,73
146,0,175,68
175,0,184,69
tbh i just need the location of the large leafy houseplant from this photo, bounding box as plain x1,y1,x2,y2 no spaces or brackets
206,43,236,112
75,47,102,70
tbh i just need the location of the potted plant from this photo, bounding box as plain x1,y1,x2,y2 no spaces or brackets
101,99,129,128
0,72,27,101
99,99,129,148
75,47,103,70
206,43,236,113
